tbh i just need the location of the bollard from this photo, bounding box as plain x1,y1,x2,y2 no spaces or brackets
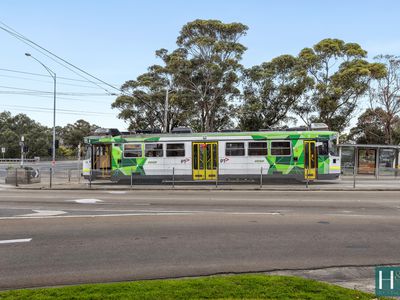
49,167,52,188
215,175,218,188
130,168,133,189
15,168,18,187
172,167,175,189
260,166,263,188
353,167,356,189
89,169,92,188
306,176,309,189
68,169,71,182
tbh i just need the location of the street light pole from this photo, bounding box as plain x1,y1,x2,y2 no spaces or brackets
25,53,57,167
164,88,169,133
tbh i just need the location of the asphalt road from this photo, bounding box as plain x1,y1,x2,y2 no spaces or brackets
0,189,399,290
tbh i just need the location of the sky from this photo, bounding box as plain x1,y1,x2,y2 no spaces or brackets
1,0,400,131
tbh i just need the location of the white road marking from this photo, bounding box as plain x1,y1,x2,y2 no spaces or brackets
326,213,390,218
0,211,285,220
107,191,126,194
0,238,32,244
69,199,103,204
228,212,281,215
0,212,195,220
18,210,67,217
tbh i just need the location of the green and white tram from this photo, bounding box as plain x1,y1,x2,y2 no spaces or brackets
82,126,340,182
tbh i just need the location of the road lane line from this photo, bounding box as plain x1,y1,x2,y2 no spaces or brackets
228,212,281,215
68,199,103,204
0,238,32,244
18,210,67,217
0,211,285,220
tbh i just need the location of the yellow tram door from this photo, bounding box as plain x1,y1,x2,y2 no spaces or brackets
304,141,317,180
192,142,218,180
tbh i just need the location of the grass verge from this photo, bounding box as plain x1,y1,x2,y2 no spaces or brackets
0,274,385,300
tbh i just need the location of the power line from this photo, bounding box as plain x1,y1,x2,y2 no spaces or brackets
1,107,113,117
0,85,117,96
0,68,119,85
0,21,120,94
0,92,113,104
0,73,116,90
2,104,114,115
0,22,159,113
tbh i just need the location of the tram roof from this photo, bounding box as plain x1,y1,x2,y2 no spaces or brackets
84,130,338,144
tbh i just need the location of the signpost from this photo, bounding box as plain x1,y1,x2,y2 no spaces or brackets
1,147,5,159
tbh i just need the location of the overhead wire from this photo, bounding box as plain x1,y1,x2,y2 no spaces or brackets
0,21,121,92
1,107,113,117
0,22,118,94
0,20,160,117
0,85,116,96
0,73,116,90
0,92,113,104
2,104,114,116
0,68,120,85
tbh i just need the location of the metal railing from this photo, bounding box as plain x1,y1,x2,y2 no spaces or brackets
1,165,399,189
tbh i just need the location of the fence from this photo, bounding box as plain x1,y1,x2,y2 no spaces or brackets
0,165,399,189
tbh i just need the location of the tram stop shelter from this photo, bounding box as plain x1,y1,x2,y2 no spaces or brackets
338,144,400,177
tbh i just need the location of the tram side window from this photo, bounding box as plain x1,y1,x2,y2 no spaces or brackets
225,142,245,156
166,143,185,157
271,141,291,156
248,142,268,156
145,143,163,157
124,144,142,158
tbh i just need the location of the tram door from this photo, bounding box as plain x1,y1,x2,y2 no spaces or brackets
92,144,112,178
192,142,218,180
304,141,317,180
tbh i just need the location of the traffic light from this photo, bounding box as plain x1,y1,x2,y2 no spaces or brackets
23,145,29,153
55,140,59,149
48,148,52,156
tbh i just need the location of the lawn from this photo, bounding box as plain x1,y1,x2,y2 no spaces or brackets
0,274,384,300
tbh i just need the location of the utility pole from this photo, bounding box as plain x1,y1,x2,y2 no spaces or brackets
77,143,81,182
20,136,24,167
164,88,169,133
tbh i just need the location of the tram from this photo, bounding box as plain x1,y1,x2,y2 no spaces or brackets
82,124,340,182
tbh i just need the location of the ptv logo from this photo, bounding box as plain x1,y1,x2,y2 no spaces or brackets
181,158,190,164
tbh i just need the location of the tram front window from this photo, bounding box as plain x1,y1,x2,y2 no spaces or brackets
329,137,339,156
84,146,91,160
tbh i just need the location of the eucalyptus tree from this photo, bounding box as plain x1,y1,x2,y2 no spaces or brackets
295,38,387,132
159,19,248,132
112,65,195,131
239,54,311,131
368,55,400,144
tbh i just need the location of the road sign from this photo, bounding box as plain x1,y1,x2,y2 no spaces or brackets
1,147,5,153
33,169,40,178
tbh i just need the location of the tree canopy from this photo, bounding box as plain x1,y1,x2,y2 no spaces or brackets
0,112,98,158
112,19,248,132
368,55,400,144
295,38,387,132
240,54,311,130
